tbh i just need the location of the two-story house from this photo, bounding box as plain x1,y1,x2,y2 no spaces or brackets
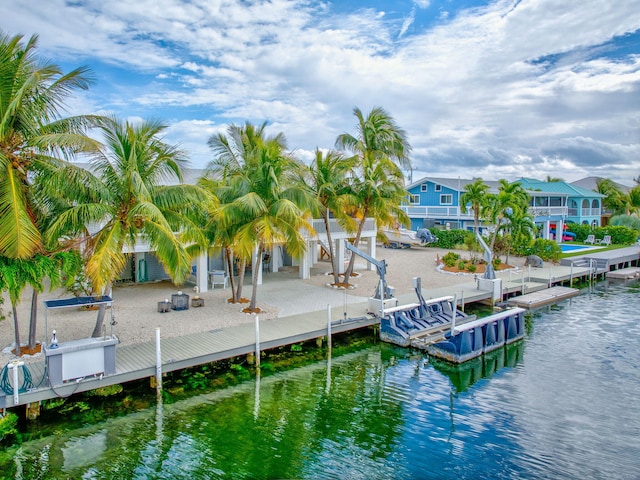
403,176,604,241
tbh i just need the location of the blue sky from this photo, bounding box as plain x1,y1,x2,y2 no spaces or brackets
3,0,640,184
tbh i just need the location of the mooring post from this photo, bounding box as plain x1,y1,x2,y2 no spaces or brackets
155,328,162,395
327,304,332,354
450,294,457,337
8,360,24,405
460,290,465,312
255,315,260,369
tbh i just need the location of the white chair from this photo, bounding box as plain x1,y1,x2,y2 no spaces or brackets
596,235,611,246
584,234,595,244
209,270,229,289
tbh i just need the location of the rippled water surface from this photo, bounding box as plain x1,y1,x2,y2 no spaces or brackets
1,281,639,479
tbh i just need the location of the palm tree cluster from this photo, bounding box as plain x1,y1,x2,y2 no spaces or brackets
0,31,411,351
460,178,536,261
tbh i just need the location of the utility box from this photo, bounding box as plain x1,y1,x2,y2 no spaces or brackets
478,278,503,302
368,297,398,315
44,336,118,385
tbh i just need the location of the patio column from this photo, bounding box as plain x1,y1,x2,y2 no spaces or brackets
335,239,346,275
196,253,208,292
555,219,564,244
365,237,376,271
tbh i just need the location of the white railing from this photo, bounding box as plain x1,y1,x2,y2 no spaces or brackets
401,206,474,218
528,206,568,217
309,218,376,240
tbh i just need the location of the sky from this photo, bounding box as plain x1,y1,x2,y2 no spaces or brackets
3,0,640,185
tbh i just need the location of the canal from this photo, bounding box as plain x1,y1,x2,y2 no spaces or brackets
0,280,638,479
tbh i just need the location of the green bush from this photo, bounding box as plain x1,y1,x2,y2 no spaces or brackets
566,224,637,244
523,238,561,262
0,412,18,443
467,263,477,273
457,259,467,270
443,252,460,267
433,229,473,249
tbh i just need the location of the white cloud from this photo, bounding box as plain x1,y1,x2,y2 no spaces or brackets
2,0,639,184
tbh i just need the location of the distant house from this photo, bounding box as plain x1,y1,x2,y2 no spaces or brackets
403,176,604,241
571,176,633,226
403,177,500,231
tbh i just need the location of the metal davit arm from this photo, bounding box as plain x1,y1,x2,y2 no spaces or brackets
345,241,392,299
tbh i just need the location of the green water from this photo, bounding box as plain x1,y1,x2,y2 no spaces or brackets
1,280,639,479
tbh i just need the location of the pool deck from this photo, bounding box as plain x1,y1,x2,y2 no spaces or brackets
2,246,639,411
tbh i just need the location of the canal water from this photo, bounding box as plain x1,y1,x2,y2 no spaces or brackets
0,280,638,479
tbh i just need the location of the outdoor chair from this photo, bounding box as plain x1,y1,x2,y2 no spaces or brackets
584,234,595,244
209,270,229,289
596,235,612,246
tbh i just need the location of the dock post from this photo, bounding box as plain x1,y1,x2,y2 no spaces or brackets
460,290,465,312
155,328,162,395
8,360,24,405
450,294,457,337
570,263,573,287
327,304,332,354
255,315,260,369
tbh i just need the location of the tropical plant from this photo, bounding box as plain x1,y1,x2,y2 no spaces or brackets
486,179,530,252
208,122,314,311
460,178,489,232
597,179,640,215
0,31,99,260
205,122,279,303
335,106,411,286
46,116,208,337
306,149,357,285
0,251,82,355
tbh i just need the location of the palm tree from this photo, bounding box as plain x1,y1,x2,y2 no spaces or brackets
307,149,357,285
486,179,529,252
0,251,81,355
460,178,489,232
0,31,99,260
205,122,278,303
545,176,564,182
336,106,411,286
208,122,314,312
46,116,208,337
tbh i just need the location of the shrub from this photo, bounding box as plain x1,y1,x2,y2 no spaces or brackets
433,229,473,249
467,263,477,273
457,260,467,270
525,238,561,262
443,252,460,267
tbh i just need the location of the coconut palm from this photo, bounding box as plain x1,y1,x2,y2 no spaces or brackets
336,107,411,286
0,251,81,355
205,122,280,303
46,116,208,337
209,122,314,311
486,179,529,251
307,149,357,285
0,31,99,260
460,178,489,232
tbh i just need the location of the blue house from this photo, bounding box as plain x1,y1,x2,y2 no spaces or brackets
403,176,604,241
402,177,499,231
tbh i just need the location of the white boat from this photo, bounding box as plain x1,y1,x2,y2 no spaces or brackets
382,228,438,247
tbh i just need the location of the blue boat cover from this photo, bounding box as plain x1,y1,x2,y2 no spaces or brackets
44,296,113,309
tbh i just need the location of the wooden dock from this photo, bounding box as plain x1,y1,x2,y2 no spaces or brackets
2,246,637,410
507,286,580,309
606,267,640,279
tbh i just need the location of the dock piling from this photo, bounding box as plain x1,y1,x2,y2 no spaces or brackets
155,328,162,395
327,304,332,354
255,315,260,369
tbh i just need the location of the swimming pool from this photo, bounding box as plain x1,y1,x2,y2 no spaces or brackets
560,243,597,253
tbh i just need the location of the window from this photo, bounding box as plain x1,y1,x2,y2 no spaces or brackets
435,184,442,192
409,194,420,205
421,184,427,192
440,194,453,204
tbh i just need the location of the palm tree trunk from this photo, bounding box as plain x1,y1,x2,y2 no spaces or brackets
323,211,340,285
225,247,237,302
28,289,38,350
92,284,111,338
235,259,247,302
12,304,21,356
342,212,367,286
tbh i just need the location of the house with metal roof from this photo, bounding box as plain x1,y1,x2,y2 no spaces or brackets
402,176,605,241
